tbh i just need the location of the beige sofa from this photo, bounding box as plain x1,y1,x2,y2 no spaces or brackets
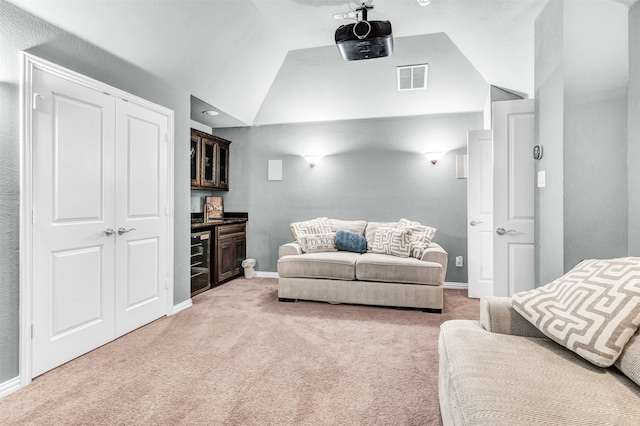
277,219,448,312
439,296,640,425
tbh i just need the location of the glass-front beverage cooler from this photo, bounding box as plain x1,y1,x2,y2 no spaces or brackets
190,230,211,296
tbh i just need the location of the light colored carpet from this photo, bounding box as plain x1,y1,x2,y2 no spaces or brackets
1,278,479,425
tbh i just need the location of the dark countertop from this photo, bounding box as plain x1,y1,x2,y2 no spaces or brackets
191,217,248,229
190,211,248,230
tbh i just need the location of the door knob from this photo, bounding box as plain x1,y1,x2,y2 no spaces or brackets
104,228,115,236
117,227,136,235
470,221,483,226
496,227,517,236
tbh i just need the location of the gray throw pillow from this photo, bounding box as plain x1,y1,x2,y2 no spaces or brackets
334,230,367,253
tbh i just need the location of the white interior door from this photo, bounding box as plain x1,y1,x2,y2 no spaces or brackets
32,68,117,376
29,60,172,377
467,130,494,298
492,99,535,297
115,99,168,336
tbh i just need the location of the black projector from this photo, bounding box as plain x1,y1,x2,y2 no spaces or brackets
335,20,393,61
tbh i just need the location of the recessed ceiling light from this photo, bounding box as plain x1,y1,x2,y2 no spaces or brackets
417,0,431,5
202,110,219,116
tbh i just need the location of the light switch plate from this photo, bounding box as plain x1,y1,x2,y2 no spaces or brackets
537,170,546,188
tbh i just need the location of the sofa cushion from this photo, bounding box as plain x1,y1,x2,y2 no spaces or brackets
356,253,442,286
290,217,331,240
328,219,367,236
334,230,367,254
397,218,437,259
364,221,398,251
277,252,360,280
371,226,412,258
616,329,640,386
439,320,640,426
511,257,640,367
297,232,337,253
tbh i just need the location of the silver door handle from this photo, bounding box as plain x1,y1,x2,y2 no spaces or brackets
117,227,136,235
496,227,517,236
104,228,115,236
470,221,483,226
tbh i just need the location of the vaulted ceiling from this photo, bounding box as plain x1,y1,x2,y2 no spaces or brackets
9,0,551,127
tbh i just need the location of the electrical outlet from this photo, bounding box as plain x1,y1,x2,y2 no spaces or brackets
455,256,463,267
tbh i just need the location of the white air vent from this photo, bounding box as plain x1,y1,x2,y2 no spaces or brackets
397,64,428,91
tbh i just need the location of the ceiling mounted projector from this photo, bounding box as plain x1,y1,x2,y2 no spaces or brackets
334,3,393,61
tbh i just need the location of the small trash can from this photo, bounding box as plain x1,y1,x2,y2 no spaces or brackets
241,258,257,279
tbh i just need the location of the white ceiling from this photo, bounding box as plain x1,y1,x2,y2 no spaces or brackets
9,0,552,127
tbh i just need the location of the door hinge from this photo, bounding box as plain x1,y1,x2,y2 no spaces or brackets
165,207,171,217
32,208,36,224
165,133,169,144
32,92,47,110
31,323,35,338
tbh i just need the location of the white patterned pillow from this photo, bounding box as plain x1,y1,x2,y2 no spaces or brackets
290,217,331,240
371,226,412,258
364,221,398,251
297,233,337,253
511,257,640,367
398,218,437,259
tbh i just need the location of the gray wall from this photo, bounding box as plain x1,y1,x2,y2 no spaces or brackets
208,113,483,283
534,0,565,286
535,0,630,285
0,0,191,384
629,2,640,255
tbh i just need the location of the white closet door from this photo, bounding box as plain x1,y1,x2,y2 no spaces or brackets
29,63,171,377
31,68,117,377
114,99,168,336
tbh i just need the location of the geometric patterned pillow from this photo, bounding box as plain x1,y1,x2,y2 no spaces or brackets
364,221,399,252
371,226,413,258
290,217,331,241
511,257,640,367
397,218,437,259
297,233,337,253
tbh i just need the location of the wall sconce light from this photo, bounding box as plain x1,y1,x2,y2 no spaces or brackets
303,155,323,167
423,152,445,165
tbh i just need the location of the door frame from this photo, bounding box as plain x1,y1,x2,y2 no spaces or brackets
19,53,175,387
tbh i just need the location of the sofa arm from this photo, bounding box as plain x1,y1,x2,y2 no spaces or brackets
479,296,546,338
279,242,302,259
421,243,448,283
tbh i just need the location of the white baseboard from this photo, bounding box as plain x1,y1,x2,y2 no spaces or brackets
444,282,468,290
254,271,279,279
171,298,193,315
0,376,22,399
